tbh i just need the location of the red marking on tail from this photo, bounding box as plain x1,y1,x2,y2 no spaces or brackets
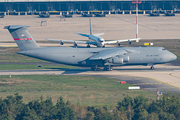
14,38,32,40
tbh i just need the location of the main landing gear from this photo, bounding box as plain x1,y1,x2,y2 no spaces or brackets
91,65,113,71
104,65,113,71
150,65,154,70
91,66,101,71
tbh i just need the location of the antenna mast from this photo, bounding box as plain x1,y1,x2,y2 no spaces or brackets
132,0,142,38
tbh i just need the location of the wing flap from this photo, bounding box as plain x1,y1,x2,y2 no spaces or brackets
89,49,127,60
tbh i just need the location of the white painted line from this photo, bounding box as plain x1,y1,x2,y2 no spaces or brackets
128,86,140,90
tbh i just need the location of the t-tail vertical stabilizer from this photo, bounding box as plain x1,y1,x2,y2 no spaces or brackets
89,18,92,35
4,25,39,51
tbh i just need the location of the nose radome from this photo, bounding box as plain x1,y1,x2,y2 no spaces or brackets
172,54,177,60
171,53,177,61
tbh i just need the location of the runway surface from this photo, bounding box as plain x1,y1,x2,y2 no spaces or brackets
0,65,180,95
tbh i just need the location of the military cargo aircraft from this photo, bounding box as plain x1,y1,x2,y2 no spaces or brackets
47,19,140,48
4,25,177,71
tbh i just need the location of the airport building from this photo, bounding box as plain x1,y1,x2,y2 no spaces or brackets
0,0,180,12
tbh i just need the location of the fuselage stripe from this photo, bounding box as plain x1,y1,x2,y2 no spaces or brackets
14,38,32,40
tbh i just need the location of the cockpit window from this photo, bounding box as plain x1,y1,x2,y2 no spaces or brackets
162,48,166,50
100,38,104,42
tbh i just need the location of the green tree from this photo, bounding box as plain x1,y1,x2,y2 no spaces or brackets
117,95,133,111
127,105,134,120
114,109,128,120
0,93,24,120
95,112,114,120
53,96,76,120
148,112,159,120
137,109,149,120
16,106,39,120
85,111,95,120
159,112,176,120
27,97,54,119
133,95,149,110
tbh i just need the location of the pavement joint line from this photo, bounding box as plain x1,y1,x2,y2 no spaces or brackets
109,75,180,89
169,73,180,80
82,73,180,89
133,82,180,85
144,76,180,89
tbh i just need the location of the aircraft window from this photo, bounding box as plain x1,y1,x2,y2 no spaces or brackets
162,48,166,50
100,38,104,42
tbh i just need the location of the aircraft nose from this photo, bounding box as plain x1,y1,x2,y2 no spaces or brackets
171,53,177,61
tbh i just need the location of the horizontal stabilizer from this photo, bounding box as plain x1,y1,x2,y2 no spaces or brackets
75,33,89,37
90,49,127,60
93,33,105,37
4,25,30,30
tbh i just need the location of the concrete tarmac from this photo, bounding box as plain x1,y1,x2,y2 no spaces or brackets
1,14,180,42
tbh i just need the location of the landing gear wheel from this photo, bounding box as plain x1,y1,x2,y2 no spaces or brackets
104,66,113,71
102,45,105,48
91,67,101,71
97,68,101,71
87,44,90,48
150,66,154,70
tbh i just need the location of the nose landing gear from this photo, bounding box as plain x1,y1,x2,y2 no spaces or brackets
87,44,90,48
150,65,154,70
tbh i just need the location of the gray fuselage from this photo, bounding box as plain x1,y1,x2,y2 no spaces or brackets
18,46,177,67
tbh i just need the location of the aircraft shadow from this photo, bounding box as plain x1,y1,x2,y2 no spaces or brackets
48,67,152,74
49,67,91,74
61,67,180,74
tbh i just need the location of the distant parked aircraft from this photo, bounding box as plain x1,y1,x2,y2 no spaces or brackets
5,25,176,71
47,19,140,47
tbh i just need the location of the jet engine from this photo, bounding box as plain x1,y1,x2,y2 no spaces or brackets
112,58,123,64
60,40,64,45
111,56,129,64
74,42,77,47
122,56,129,62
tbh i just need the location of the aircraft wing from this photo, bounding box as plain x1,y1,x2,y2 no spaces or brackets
90,49,127,60
47,39,96,44
104,38,141,45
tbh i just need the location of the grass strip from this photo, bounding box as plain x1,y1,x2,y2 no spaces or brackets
0,75,156,106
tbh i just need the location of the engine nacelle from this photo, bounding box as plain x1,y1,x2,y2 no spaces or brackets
74,42,77,47
112,58,123,64
123,56,129,62
112,56,129,64
60,40,64,45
